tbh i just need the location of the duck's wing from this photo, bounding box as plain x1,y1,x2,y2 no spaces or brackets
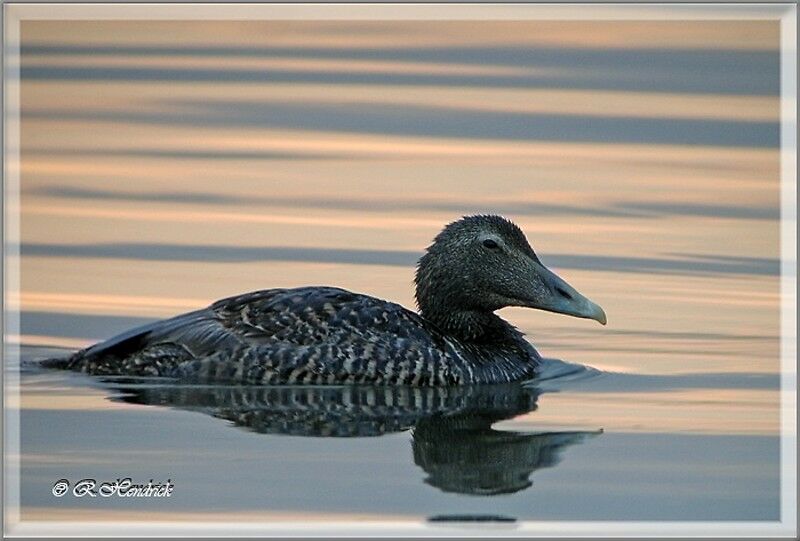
42,288,296,370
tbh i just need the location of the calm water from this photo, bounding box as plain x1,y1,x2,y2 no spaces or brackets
10,19,784,524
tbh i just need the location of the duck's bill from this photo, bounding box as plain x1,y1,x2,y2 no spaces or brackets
524,262,607,325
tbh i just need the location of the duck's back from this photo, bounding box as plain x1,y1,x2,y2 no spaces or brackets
210,286,440,348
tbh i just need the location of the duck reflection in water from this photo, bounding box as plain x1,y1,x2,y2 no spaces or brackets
106,380,598,496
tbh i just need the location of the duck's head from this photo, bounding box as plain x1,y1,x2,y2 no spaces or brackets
415,214,606,339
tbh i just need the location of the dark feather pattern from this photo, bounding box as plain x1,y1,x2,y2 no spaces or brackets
51,286,539,385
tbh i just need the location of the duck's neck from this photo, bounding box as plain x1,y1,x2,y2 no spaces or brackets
419,305,507,343
414,249,509,343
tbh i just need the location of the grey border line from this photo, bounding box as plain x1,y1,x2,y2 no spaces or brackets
2,0,22,538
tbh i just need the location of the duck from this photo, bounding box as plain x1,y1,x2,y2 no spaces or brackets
43,214,606,386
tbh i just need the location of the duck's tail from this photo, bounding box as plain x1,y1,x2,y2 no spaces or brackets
36,308,225,376
38,355,77,370
37,318,160,373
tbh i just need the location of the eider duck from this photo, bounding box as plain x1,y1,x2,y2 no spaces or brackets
43,215,606,386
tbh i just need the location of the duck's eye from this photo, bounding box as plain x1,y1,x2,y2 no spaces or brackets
482,239,499,250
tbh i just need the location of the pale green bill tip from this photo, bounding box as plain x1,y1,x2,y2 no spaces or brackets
589,302,607,325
